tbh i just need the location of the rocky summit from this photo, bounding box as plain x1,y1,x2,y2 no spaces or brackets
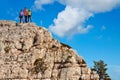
0,20,99,80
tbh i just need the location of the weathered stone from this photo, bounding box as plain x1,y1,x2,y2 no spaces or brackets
0,20,99,80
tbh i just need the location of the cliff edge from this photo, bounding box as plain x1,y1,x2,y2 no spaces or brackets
0,20,99,80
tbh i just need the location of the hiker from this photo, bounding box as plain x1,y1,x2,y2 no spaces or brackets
19,10,24,23
28,10,32,22
23,7,28,23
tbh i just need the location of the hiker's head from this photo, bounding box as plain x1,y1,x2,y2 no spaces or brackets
24,7,27,9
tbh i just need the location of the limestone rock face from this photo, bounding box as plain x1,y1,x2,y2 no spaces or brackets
0,20,99,80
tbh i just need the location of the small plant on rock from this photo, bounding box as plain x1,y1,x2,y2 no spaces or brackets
4,46,11,53
65,55,72,63
31,58,48,74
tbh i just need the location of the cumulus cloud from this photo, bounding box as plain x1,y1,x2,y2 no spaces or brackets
49,6,93,37
33,0,120,37
58,0,120,13
33,0,54,10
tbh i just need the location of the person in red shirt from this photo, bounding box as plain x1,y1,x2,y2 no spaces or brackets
23,7,28,23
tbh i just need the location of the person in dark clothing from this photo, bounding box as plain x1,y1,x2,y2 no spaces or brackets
19,10,24,23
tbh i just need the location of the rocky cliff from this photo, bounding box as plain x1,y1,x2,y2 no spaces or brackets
0,20,99,80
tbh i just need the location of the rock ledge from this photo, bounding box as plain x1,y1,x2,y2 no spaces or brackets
0,20,99,80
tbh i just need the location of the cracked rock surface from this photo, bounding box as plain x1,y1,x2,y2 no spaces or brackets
0,20,99,80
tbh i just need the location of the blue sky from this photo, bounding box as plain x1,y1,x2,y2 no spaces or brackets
0,0,120,79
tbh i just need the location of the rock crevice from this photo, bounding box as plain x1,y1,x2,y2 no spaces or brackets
0,20,99,80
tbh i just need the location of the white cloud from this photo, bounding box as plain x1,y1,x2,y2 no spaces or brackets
49,0,120,37
58,0,120,13
33,0,54,10
84,0,120,13
49,6,93,37
33,0,120,37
